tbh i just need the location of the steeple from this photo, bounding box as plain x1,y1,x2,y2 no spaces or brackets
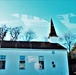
48,19,58,38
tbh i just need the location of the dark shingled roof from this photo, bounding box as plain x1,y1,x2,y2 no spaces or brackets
0,41,66,50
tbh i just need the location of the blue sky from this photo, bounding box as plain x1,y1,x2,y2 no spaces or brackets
0,0,76,41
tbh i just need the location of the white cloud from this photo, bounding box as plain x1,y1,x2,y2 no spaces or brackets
0,20,19,24
0,19,22,28
12,14,19,18
11,14,49,28
0,14,50,41
21,14,49,26
70,13,76,17
57,13,76,28
20,14,50,38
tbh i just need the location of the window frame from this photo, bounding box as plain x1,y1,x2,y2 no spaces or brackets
0,55,6,69
19,56,25,70
39,56,44,70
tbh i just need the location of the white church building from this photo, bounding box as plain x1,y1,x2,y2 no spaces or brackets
0,19,69,75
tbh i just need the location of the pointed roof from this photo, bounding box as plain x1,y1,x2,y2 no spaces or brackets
48,19,58,38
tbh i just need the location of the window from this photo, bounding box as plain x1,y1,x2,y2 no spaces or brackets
39,56,44,61
0,55,6,69
39,56,44,70
52,50,55,54
19,56,25,70
52,61,56,68
52,61,54,64
53,64,56,68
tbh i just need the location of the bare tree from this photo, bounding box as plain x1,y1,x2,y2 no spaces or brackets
59,32,76,52
0,25,8,41
24,29,37,41
69,43,76,59
10,26,22,41
68,44,76,74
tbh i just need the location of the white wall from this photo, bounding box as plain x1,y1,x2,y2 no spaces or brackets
0,48,69,75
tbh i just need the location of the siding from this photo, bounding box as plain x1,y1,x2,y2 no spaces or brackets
0,48,69,75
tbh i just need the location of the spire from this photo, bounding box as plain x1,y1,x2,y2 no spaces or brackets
48,19,58,38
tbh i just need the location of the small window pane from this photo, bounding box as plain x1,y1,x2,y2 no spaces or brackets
53,64,56,68
39,56,44,61
0,55,6,69
0,61,5,69
39,61,44,69
19,56,25,70
52,61,54,64
19,61,25,69
20,56,25,60
0,55,6,60
52,51,55,54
